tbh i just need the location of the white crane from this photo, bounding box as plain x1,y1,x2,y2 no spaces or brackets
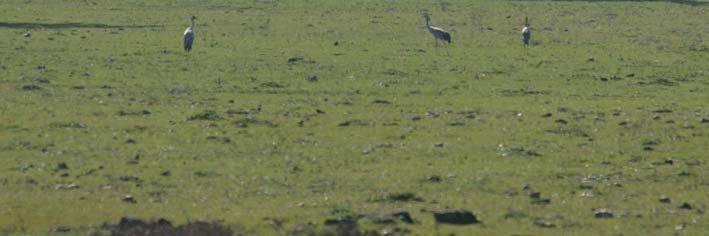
522,17,531,47
424,14,451,46
183,16,197,52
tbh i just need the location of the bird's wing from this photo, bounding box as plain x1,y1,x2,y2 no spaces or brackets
442,31,451,43
429,26,449,34
184,27,192,36
184,31,194,47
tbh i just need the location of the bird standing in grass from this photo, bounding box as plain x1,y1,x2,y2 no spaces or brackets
424,14,451,46
522,17,531,47
183,16,197,52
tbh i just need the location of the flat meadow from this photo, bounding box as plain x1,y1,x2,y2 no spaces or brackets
0,0,707,235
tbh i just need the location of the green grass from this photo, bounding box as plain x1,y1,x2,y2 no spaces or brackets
1,0,708,235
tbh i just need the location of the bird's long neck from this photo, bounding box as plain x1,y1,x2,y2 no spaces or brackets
425,18,431,28
190,19,195,29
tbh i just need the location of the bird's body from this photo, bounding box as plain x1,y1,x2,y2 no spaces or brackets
183,16,196,52
522,17,531,47
424,15,451,46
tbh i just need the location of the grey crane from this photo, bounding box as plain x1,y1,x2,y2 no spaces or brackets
183,16,197,52
424,14,451,46
522,17,531,47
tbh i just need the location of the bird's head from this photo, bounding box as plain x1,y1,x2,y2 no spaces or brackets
524,16,529,26
191,16,197,21
423,14,431,21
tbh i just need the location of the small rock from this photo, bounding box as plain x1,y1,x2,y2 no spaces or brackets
115,217,149,229
22,84,42,91
122,195,137,203
659,196,671,203
378,227,405,236
119,176,140,182
52,225,71,232
679,202,692,210
56,162,69,170
287,55,304,64
542,113,552,118
529,191,541,200
307,75,318,82
372,99,392,104
187,110,222,121
593,209,614,218
23,32,31,37
448,120,464,126
652,159,674,165
531,198,551,205
555,119,568,124
434,143,444,148
587,57,595,62
426,175,442,182
653,108,672,113
533,219,556,228
360,211,415,224
260,81,285,88
384,192,423,202
160,170,171,176
433,209,480,225
324,216,355,226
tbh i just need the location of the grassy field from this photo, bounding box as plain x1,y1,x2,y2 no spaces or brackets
1,0,708,235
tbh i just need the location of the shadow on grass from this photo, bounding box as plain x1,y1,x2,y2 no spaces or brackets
0,22,162,29
510,0,708,6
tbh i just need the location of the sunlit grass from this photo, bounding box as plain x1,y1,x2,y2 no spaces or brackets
0,0,707,235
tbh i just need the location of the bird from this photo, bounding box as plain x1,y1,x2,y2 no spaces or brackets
522,17,531,47
424,14,451,46
183,16,197,52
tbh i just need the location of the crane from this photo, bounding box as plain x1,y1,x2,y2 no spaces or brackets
184,16,197,52
522,17,531,47
424,14,451,46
